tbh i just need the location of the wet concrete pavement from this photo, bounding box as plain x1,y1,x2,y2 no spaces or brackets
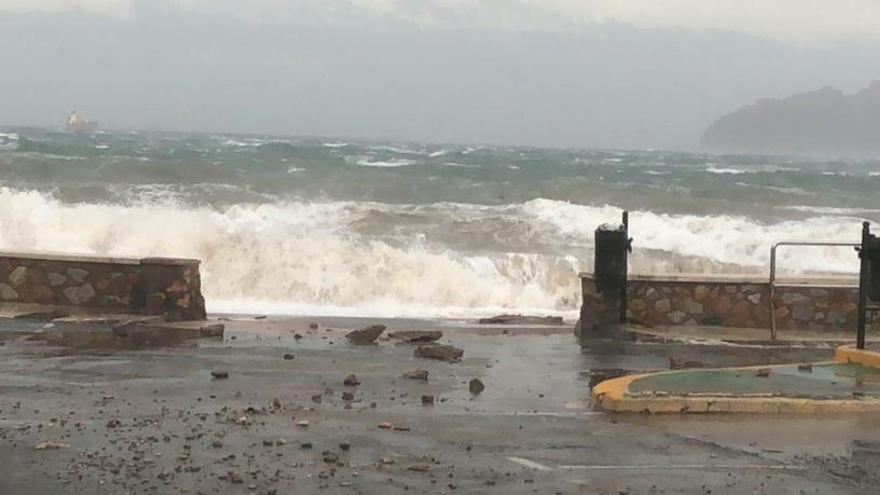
2,315,880,494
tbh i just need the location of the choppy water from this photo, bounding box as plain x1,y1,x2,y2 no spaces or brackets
0,128,878,317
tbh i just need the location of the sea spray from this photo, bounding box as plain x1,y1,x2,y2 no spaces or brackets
1,130,877,316
0,186,866,317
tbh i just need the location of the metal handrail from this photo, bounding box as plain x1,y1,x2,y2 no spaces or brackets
769,241,859,341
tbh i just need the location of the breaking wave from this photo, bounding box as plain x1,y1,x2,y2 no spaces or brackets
0,188,868,318
354,157,418,167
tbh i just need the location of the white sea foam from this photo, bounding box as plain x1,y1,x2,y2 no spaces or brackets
0,132,19,150
781,205,880,215
520,198,863,274
220,138,265,147
0,189,865,318
355,157,418,167
0,188,582,317
322,142,349,148
706,165,799,175
287,167,305,173
705,166,748,175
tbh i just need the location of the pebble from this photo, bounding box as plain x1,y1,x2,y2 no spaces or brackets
402,369,429,380
468,378,485,395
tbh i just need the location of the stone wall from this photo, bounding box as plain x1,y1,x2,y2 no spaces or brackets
581,273,875,333
0,252,205,321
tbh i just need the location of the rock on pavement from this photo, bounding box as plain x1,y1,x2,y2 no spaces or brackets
414,344,464,362
388,330,443,343
345,325,386,344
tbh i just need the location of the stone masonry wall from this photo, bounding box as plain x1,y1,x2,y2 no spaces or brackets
581,274,876,333
0,252,206,321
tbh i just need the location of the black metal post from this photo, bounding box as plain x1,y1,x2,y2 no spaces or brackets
857,221,869,350
619,211,629,324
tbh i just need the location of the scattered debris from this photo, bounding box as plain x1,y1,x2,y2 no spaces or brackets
669,358,704,370
469,378,485,395
755,368,772,378
402,369,429,380
414,344,464,362
14,309,70,321
296,420,310,428
378,422,393,429
388,330,443,343
211,370,229,379
198,323,226,338
106,418,123,428
477,314,563,325
34,441,70,450
407,463,431,472
345,325,386,344
283,353,295,360
342,391,355,401
421,395,435,406
343,374,361,386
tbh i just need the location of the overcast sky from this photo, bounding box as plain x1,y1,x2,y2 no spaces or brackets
2,0,880,149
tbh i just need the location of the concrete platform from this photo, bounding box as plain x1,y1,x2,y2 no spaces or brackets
594,346,880,414
5,315,878,493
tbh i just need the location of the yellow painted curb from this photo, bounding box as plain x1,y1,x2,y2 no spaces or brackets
835,345,880,369
591,373,651,402
596,395,880,414
592,349,880,414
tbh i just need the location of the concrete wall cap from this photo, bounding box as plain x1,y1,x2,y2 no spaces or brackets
579,272,857,287
0,251,201,267
0,250,141,266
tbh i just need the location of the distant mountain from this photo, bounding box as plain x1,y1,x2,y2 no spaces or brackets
701,81,880,157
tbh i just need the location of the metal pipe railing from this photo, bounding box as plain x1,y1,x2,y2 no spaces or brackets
768,241,859,341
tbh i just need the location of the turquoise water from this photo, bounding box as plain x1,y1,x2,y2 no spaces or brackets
0,128,877,316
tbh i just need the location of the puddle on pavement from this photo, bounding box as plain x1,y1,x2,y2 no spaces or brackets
4,320,207,355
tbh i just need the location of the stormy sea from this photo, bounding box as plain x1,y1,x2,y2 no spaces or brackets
0,129,877,318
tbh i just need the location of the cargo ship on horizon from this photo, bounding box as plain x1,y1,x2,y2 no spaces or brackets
65,111,98,134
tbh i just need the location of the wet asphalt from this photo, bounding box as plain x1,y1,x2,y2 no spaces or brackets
1,315,879,494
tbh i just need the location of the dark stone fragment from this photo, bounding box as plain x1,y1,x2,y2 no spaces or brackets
468,379,485,395
414,344,463,362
